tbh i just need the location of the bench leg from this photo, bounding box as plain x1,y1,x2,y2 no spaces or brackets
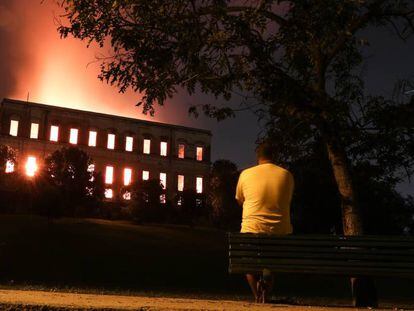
351,277,378,308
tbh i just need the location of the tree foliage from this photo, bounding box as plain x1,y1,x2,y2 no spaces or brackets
0,145,21,213
43,147,104,216
129,178,164,222
57,0,414,235
289,142,414,235
0,144,16,177
208,159,240,230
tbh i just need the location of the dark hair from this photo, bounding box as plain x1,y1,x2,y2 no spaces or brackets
256,141,273,160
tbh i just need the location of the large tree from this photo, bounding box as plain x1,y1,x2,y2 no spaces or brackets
284,140,414,235
44,147,104,216
57,0,414,236
128,178,164,222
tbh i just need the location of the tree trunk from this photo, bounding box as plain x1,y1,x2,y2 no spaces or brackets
324,133,377,307
325,138,363,235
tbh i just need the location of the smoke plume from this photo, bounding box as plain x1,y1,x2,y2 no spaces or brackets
0,0,199,125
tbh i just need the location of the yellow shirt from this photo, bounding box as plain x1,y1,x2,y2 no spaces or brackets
235,163,294,234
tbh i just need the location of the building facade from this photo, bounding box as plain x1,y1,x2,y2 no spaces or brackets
0,98,211,201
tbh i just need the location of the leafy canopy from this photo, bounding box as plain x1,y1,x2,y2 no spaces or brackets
57,1,414,184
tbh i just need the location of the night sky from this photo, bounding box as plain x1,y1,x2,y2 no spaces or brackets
0,0,412,195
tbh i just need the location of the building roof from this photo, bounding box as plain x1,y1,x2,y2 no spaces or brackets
1,98,212,136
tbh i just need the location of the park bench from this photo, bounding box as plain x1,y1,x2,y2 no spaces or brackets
228,233,414,306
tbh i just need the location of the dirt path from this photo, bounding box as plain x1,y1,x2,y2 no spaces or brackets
0,289,392,310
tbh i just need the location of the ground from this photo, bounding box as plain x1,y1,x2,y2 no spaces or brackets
0,215,413,310
0,289,394,310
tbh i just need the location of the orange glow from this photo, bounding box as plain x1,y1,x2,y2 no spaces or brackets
105,188,113,199
125,136,133,152
88,131,97,147
160,173,167,189
30,123,39,139
107,134,115,150
5,160,15,173
9,120,19,136
160,194,166,204
69,128,78,144
123,191,131,200
160,141,168,156
178,144,185,159
105,166,114,184
143,139,151,154
50,125,59,142
88,164,95,181
3,1,209,133
124,168,132,186
25,156,38,177
196,147,203,161
177,175,184,192
196,177,203,194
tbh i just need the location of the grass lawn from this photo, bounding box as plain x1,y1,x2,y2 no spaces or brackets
0,215,413,308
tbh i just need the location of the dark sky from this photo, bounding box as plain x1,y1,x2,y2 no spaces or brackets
0,1,412,195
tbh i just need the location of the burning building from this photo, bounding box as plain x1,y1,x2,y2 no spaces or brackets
0,98,211,200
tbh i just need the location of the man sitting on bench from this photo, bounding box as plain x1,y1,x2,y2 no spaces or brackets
235,141,294,302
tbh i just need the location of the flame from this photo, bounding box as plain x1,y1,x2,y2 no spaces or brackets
25,156,38,177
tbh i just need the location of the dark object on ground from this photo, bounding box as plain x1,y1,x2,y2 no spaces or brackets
228,233,414,307
351,276,378,308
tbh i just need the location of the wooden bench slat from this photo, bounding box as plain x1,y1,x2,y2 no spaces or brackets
229,244,414,256
228,234,414,279
229,264,414,277
229,233,414,242
229,263,414,273
230,257,414,269
229,238,414,248
230,250,414,262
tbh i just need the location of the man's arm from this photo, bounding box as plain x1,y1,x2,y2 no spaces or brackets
286,171,295,233
235,173,244,206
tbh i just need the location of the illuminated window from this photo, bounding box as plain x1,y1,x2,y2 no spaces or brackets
160,141,168,156
88,131,97,147
9,120,19,136
125,136,133,152
25,156,38,177
124,168,132,186
160,194,166,204
105,188,113,199
69,128,79,144
105,166,114,184
178,144,185,159
107,133,115,149
123,191,131,200
50,125,59,142
177,196,183,206
160,173,167,189
143,139,151,154
30,123,39,139
87,164,95,181
142,170,149,181
177,175,184,192
196,147,203,161
196,177,203,194
5,160,14,173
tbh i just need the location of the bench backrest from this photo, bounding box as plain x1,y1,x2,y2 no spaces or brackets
229,233,414,277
